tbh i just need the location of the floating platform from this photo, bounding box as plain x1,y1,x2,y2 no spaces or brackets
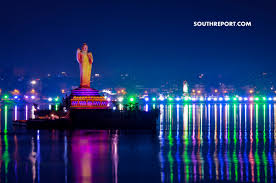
13,120,28,126
13,109,158,130
70,109,158,130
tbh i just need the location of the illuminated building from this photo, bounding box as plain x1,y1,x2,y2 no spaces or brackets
183,81,188,96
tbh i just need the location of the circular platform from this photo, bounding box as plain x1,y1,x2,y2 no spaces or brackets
71,87,100,96
70,87,108,109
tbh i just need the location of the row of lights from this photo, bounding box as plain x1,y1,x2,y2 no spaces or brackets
2,95,37,100
1,95,60,102
48,97,59,102
141,96,276,102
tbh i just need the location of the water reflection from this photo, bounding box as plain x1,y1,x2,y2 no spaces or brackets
159,104,276,182
0,104,276,182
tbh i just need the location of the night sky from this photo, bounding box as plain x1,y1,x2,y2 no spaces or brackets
0,0,275,83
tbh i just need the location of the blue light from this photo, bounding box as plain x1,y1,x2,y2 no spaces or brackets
144,97,149,102
14,96,18,99
268,97,272,101
244,97,248,101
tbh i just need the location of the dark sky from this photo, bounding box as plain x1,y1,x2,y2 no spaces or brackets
0,0,275,82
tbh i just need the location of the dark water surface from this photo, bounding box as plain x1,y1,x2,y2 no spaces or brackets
0,103,276,182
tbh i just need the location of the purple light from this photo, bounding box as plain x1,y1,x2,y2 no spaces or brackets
71,88,100,96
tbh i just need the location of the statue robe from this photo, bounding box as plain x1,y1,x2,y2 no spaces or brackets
78,53,92,88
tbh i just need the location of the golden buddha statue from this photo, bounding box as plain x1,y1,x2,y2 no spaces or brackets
76,43,93,88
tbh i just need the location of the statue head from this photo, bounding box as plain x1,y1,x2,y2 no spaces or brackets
82,43,88,53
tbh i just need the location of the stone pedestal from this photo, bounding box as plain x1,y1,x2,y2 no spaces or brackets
70,88,108,109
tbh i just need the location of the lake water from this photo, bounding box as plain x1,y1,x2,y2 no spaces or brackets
0,103,276,182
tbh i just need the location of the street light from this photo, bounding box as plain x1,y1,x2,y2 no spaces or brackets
30,80,37,85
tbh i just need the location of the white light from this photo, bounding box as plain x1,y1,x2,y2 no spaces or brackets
118,97,123,102
249,97,254,101
213,97,218,101
268,97,272,101
113,107,116,110
175,97,181,101
30,80,37,85
31,96,35,99
14,96,18,99
25,96,29,99
191,97,197,101
238,97,243,101
107,97,111,102
219,97,223,101
207,97,212,101
273,97,276,101
159,96,165,101
244,97,248,101
199,97,204,101
144,97,149,102
48,97,53,102
102,89,112,95
225,97,230,101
